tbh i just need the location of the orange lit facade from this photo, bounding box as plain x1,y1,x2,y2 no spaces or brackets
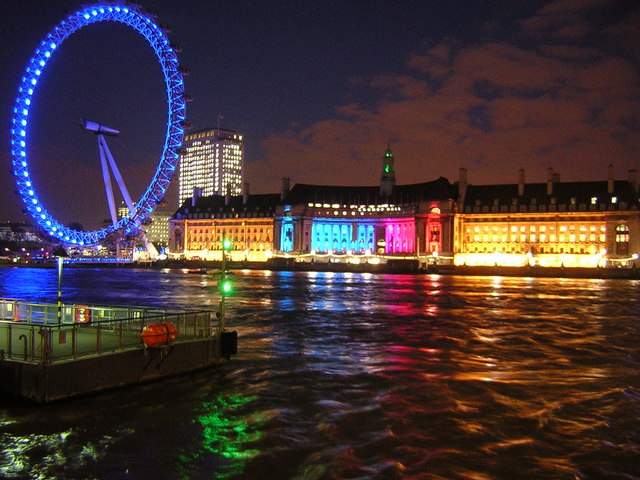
169,193,279,261
454,168,640,267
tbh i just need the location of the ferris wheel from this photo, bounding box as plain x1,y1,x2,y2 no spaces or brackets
9,4,186,246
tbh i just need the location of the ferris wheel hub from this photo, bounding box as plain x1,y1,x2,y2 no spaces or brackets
81,118,120,137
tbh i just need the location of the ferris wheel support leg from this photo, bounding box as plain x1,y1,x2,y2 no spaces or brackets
101,137,135,212
98,134,118,225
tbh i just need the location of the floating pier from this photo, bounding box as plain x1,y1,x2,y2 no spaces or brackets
0,299,237,403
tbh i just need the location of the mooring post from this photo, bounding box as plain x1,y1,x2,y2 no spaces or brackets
18,334,27,361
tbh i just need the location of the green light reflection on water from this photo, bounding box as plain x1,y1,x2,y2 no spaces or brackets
178,393,262,480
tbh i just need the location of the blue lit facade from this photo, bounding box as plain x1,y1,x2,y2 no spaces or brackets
9,4,186,246
310,222,376,254
273,179,457,257
280,219,294,252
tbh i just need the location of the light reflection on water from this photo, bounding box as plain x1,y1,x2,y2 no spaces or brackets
0,267,639,479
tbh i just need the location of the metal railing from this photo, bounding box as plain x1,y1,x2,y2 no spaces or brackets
0,299,217,364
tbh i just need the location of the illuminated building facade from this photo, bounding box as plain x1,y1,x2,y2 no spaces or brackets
145,206,174,248
454,167,640,267
178,127,244,205
117,202,130,220
169,189,279,261
168,144,639,270
273,178,456,258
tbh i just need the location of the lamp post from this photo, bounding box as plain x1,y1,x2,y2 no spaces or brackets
218,235,233,331
52,246,68,327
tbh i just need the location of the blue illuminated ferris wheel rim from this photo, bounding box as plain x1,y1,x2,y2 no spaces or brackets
9,4,186,246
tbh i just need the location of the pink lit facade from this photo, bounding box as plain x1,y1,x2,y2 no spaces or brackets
273,179,456,258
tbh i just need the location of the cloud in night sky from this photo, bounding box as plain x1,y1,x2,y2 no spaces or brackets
0,0,638,229
254,0,640,189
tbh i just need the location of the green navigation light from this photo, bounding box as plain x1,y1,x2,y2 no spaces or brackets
221,279,232,294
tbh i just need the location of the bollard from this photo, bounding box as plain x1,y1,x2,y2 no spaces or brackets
18,334,27,361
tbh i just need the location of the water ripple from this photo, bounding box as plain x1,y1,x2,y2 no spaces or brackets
0,268,639,479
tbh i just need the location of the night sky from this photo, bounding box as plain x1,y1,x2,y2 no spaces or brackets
1,0,638,230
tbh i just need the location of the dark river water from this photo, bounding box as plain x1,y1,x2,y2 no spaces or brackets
0,266,639,480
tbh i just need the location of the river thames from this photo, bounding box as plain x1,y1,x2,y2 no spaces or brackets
0,267,639,479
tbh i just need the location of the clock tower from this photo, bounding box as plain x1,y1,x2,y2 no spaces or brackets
379,146,396,197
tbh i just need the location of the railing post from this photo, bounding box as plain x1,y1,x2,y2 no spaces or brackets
39,327,52,364
7,323,12,359
57,256,63,327
30,328,36,361
72,324,77,359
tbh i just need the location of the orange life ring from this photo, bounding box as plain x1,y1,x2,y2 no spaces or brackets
12,308,19,322
141,322,178,346
75,306,91,323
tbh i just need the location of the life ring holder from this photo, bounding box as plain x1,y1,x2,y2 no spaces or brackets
75,305,91,323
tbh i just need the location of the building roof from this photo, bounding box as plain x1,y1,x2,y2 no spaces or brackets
462,180,639,213
184,127,238,137
173,193,280,220
284,177,455,205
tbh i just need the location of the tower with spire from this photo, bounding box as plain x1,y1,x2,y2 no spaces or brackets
379,146,396,197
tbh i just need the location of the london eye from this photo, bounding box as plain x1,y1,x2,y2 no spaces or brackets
9,3,186,246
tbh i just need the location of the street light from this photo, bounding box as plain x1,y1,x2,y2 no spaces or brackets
52,246,68,327
218,235,233,331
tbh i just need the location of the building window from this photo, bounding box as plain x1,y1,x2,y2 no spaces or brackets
615,224,629,255
281,222,294,252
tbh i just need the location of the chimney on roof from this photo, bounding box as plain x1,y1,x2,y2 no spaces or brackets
518,168,525,197
281,177,290,201
607,164,615,194
546,167,554,195
243,182,250,205
458,167,468,205
628,169,638,192
191,187,202,207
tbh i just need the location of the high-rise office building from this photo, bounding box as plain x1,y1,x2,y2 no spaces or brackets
178,127,244,205
145,206,173,248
